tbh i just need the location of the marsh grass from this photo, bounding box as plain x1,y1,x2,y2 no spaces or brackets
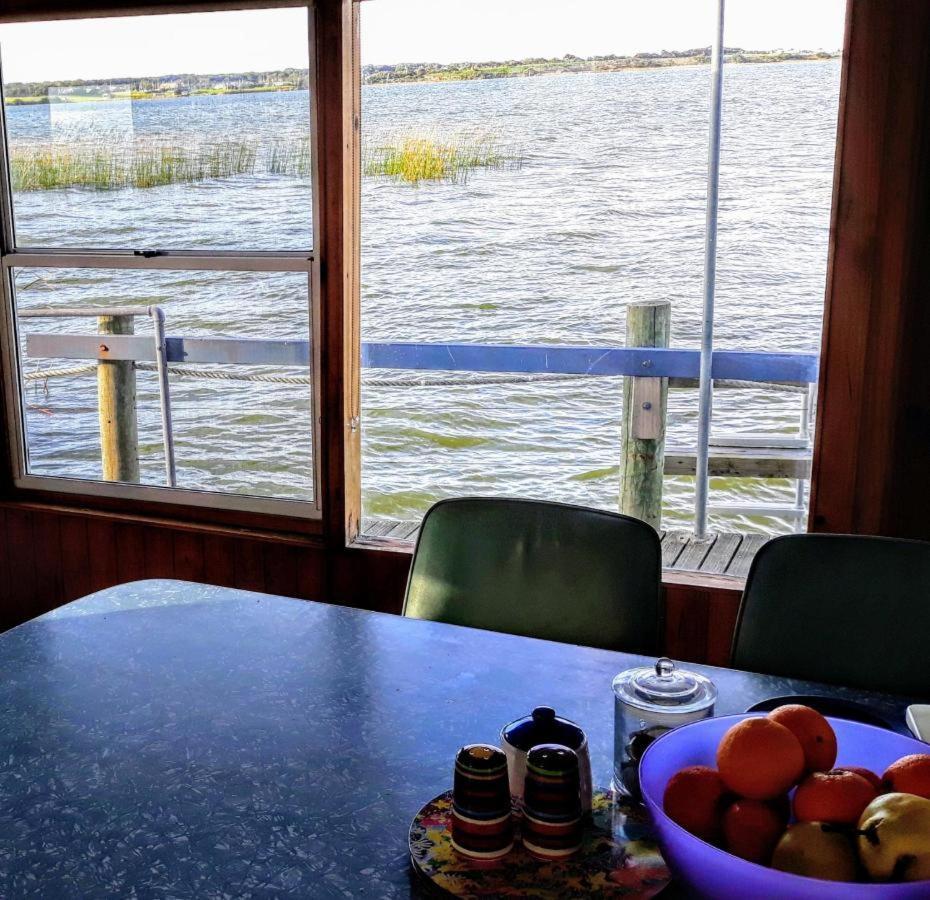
11,141,260,191
363,132,519,184
9,130,519,191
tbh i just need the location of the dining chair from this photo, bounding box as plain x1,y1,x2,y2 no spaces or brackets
731,533,930,696
402,497,662,652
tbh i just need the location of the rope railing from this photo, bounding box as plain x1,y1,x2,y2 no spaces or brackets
24,363,809,393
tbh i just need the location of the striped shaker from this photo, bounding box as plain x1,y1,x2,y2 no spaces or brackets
521,744,583,859
450,744,514,859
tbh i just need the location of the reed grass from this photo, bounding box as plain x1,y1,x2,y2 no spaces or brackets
11,141,260,191
363,132,518,184
9,130,519,191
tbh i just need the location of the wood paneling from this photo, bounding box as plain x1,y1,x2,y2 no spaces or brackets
662,574,741,667
810,0,930,537
0,503,339,609
0,500,744,663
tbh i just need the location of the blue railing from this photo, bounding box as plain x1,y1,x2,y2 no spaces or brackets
27,329,820,385
361,342,819,384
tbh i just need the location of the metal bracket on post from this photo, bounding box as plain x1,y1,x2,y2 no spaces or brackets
630,378,663,440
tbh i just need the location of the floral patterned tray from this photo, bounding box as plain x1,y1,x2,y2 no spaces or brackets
409,789,671,898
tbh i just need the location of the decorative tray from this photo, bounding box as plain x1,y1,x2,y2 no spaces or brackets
409,789,670,898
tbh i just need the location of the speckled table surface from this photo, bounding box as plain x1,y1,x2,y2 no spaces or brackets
0,579,919,898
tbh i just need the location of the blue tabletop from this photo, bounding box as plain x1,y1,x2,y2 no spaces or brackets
0,580,918,897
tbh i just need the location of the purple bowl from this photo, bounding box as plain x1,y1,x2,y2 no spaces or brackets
640,713,930,899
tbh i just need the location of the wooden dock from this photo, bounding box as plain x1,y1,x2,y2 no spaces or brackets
360,518,769,578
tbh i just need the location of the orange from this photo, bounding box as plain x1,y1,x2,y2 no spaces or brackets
716,717,805,800
881,753,930,799
835,765,882,792
663,765,727,843
722,799,785,865
768,705,837,772
793,770,877,824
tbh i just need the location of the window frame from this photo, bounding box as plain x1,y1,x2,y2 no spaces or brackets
0,2,324,523
1,0,920,589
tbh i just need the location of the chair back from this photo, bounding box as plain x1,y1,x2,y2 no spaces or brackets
732,533,930,696
403,497,661,652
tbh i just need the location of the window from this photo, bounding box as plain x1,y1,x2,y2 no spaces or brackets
357,0,844,571
0,7,320,517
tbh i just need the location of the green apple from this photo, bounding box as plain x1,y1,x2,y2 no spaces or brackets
858,792,930,882
771,822,858,882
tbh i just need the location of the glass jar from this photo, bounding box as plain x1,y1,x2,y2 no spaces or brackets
612,657,717,799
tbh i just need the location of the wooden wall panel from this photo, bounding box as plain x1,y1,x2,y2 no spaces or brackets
0,508,9,623
86,517,119,594
0,503,744,664
810,0,930,537
5,508,37,628
172,531,205,583
58,515,91,604
202,533,237,588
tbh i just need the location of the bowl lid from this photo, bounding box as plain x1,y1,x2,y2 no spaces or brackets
502,706,585,752
612,657,717,713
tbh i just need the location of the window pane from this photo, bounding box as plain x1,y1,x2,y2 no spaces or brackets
1,9,312,250
359,0,843,564
13,267,314,503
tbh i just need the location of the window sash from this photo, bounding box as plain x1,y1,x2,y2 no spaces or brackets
0,3,323,519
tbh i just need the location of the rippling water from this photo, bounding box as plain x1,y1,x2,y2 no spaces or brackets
8,59,841,530
360,60,840,531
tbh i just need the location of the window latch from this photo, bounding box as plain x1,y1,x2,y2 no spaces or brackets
133,249,163,259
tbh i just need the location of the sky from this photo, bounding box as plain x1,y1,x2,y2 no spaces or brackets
0,1,846,84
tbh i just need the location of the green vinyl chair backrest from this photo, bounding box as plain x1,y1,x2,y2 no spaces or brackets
731,533,930,697
402,497,662,653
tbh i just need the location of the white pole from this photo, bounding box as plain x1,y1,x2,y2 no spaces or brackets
694,0,726,540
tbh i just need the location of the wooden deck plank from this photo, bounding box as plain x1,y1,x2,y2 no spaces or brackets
660,530,691,569
700,532,744,575
381,519,417,539
673,533,717,571
360,519,399,537
726,534,769,578
396,521,422,541
360,517,770,577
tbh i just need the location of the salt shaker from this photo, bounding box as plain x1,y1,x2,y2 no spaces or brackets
450,744,514,859
521,744,584,859
612,657,716,799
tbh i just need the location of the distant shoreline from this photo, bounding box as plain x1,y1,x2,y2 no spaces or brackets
5,86,295,106
3,49,838,105
362,49,839,86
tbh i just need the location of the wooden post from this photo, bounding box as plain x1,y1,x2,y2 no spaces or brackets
620,301,671,530
97,315,139,483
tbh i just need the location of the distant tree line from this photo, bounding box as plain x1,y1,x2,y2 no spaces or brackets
362,48,838,85
5,69,310,100
3,48,839,99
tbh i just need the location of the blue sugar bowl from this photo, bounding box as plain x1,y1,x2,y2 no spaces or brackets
500,706,592,815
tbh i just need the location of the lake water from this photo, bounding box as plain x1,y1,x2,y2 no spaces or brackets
7,59,841,532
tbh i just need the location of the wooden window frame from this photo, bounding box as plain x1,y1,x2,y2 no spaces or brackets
0,0,927,585
0,1,326,536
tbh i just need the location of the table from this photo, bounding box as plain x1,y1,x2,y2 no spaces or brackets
0,580,918,898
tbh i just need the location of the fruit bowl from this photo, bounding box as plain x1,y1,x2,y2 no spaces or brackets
639,713,930,899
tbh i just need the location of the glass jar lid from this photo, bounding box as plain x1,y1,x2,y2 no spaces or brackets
612,657,717,714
